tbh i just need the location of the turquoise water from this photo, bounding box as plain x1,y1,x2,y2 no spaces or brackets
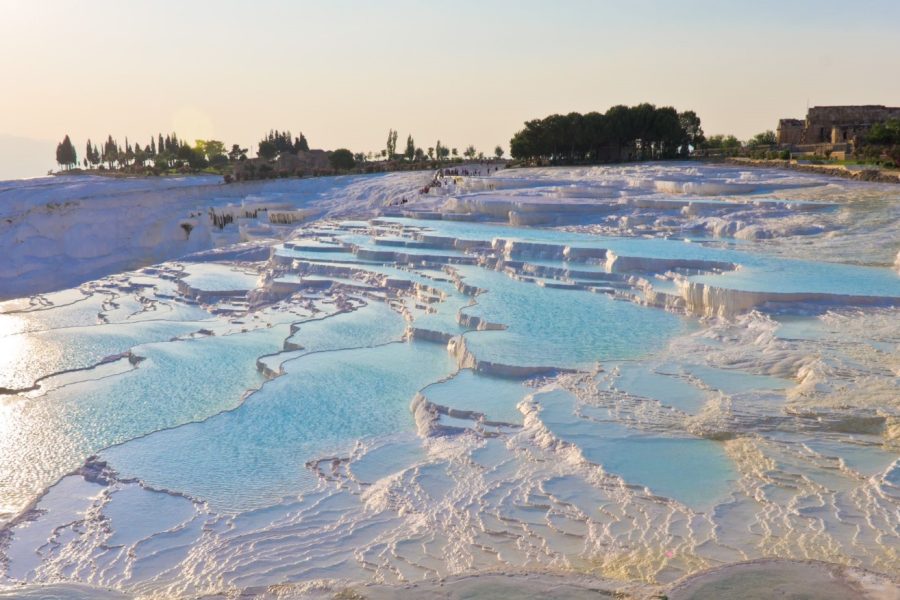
802,439,898,477
102,341,457,511
179,263,260,291
421,369,530,424
274,245,361,262
0,291,108,335
685,364,791,395
0,325,285,516
283,301,407,355
604,362,710,415
411,293,472,337
0,320,207,391
456,265,688,369
691,261,900,297
382,218,900,299
773,315,829,340
347,238,467,258
533,389,736,509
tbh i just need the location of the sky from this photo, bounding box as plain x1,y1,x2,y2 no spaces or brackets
1,0,899,179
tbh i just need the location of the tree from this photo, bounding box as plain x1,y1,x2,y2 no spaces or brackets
435,140,444,161
867,119,900,145
703,134,740,150
228,144,248,161
451,148,458,158
295,133,309,152
427,147,434,160
257,140,277,160
494,145,504,159
748,130,777,148
197,139,226,164
56,135,77,170
464,145,476,159
678,111,704,155
329,148,355,170
404,134,415,161
509,104,703,163
256,130,297,156
698,134,742,158
386,129,398,159
124,138,134,166
414,147,425,161
102,135,118,169
178,144,207,169
722,135,741,149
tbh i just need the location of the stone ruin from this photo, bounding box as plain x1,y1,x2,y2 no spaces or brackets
776,105,900,149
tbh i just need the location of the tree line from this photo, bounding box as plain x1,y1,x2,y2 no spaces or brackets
54,131,252,172
54,127,505,175
509,104,704,163
382,129,504,163
257,130,309,160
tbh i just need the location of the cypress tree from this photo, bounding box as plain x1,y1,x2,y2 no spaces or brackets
103,135,118,169
55,135,77,169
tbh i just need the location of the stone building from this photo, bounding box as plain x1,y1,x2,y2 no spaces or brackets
776,105,900,146
775,118,805,145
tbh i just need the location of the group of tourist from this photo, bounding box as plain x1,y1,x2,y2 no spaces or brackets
418,163,498,195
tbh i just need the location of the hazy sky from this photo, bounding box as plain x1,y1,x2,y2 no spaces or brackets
2,0,899,178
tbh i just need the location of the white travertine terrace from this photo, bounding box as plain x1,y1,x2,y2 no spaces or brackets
0,164,898,599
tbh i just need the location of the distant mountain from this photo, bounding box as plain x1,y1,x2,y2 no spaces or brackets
0,134,55,181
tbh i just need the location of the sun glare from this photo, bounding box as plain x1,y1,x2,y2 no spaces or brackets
0,313,31,391
171,106,215,143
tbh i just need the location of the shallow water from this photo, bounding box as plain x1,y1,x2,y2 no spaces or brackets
421,369,529,425
179,262,260,292
102,340,457,511
533,389,736,509
456,264,689,369
604,362,710,414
